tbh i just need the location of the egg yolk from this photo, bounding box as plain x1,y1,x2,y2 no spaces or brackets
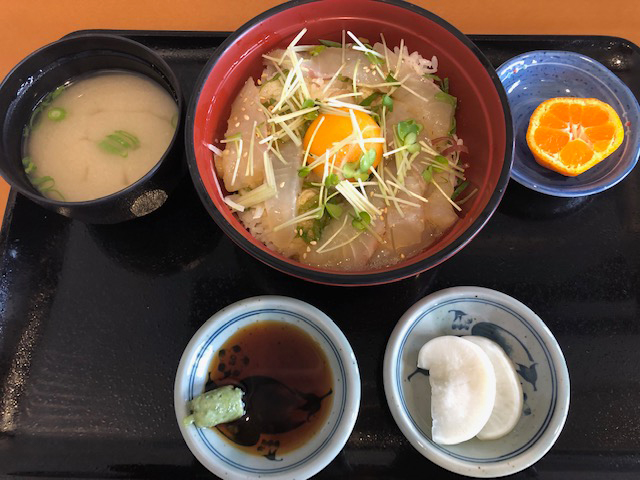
302,108,383,176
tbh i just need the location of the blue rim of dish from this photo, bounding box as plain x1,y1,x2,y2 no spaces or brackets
396,297,557,463
187,308,347,474
497,50,640,197
185,0,514,286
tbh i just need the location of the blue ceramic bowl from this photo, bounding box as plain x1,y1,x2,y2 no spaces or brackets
384,287,570,477
498,50,640,197
174,296,360,480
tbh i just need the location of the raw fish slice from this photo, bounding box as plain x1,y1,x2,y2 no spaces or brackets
215,79,269,192
384,169,426,254
421,169,458,239
385,77,454,140
463,336,523,440
418,336,497,445
303,210,384,269
261,142,305,256
379,43,453,139
274,48,382,86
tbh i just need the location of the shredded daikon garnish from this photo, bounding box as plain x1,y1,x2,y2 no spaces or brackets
204,142,223,156
316,214,349,253
336,180,381,217
431,178,462,211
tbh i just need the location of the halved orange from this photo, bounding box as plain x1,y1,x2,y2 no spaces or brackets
526,97,624,176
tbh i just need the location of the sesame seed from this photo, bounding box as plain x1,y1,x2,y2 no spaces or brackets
235,122,240,127
400,253,405,259
310,241,317,245
303,253,307,259
306,246,311,252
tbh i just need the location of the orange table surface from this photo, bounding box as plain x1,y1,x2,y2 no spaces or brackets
1,0,638,226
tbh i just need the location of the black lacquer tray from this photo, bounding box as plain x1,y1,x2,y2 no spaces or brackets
1,32,639,479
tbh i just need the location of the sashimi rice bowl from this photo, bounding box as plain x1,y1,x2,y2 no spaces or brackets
188,1,512,285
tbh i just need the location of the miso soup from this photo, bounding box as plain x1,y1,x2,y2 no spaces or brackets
23,71,178,202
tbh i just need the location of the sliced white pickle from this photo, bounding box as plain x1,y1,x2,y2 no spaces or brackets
417,335,496,445
464,336,523,440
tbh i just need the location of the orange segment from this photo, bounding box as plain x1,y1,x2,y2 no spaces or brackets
526,97,624,176
539,113,568,129
533,127,569,154
559,140,593,167
582,105,610,127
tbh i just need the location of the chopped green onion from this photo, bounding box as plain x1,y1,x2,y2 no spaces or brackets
435,91,457,107
48,189,65,201
309,45,327,56
422,167,433,183
22,156,36,174
354,172,369,181
108,133,133,148
451,180,469,201
337,74,351,83
50,85,66,100
319,39,342,48
115,130,140,147
325,203,343,219
99,139,128,157
352,211,371,231
359,92,382,107
98,130,139,157
386,72,397,83
382,94,393,112
225,132,242,141
31,175,55,190
262,97,276,108
324,173,339,187
47,107,66,122
298,167,311,178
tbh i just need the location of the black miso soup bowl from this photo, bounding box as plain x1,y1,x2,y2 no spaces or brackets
0,33,184,224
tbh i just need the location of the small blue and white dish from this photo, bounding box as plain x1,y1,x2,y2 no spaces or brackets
498,50,640,197
383,287,570,478
175,296,360,480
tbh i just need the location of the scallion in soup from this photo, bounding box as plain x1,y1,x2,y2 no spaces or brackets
23,71,178,202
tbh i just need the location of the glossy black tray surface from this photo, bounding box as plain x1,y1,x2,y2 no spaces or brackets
1,32,640,479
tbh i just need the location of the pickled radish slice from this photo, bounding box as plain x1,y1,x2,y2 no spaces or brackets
464,336,523,440
417,336,496,445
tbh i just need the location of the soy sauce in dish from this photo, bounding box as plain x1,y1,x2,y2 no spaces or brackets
206,321,333,458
